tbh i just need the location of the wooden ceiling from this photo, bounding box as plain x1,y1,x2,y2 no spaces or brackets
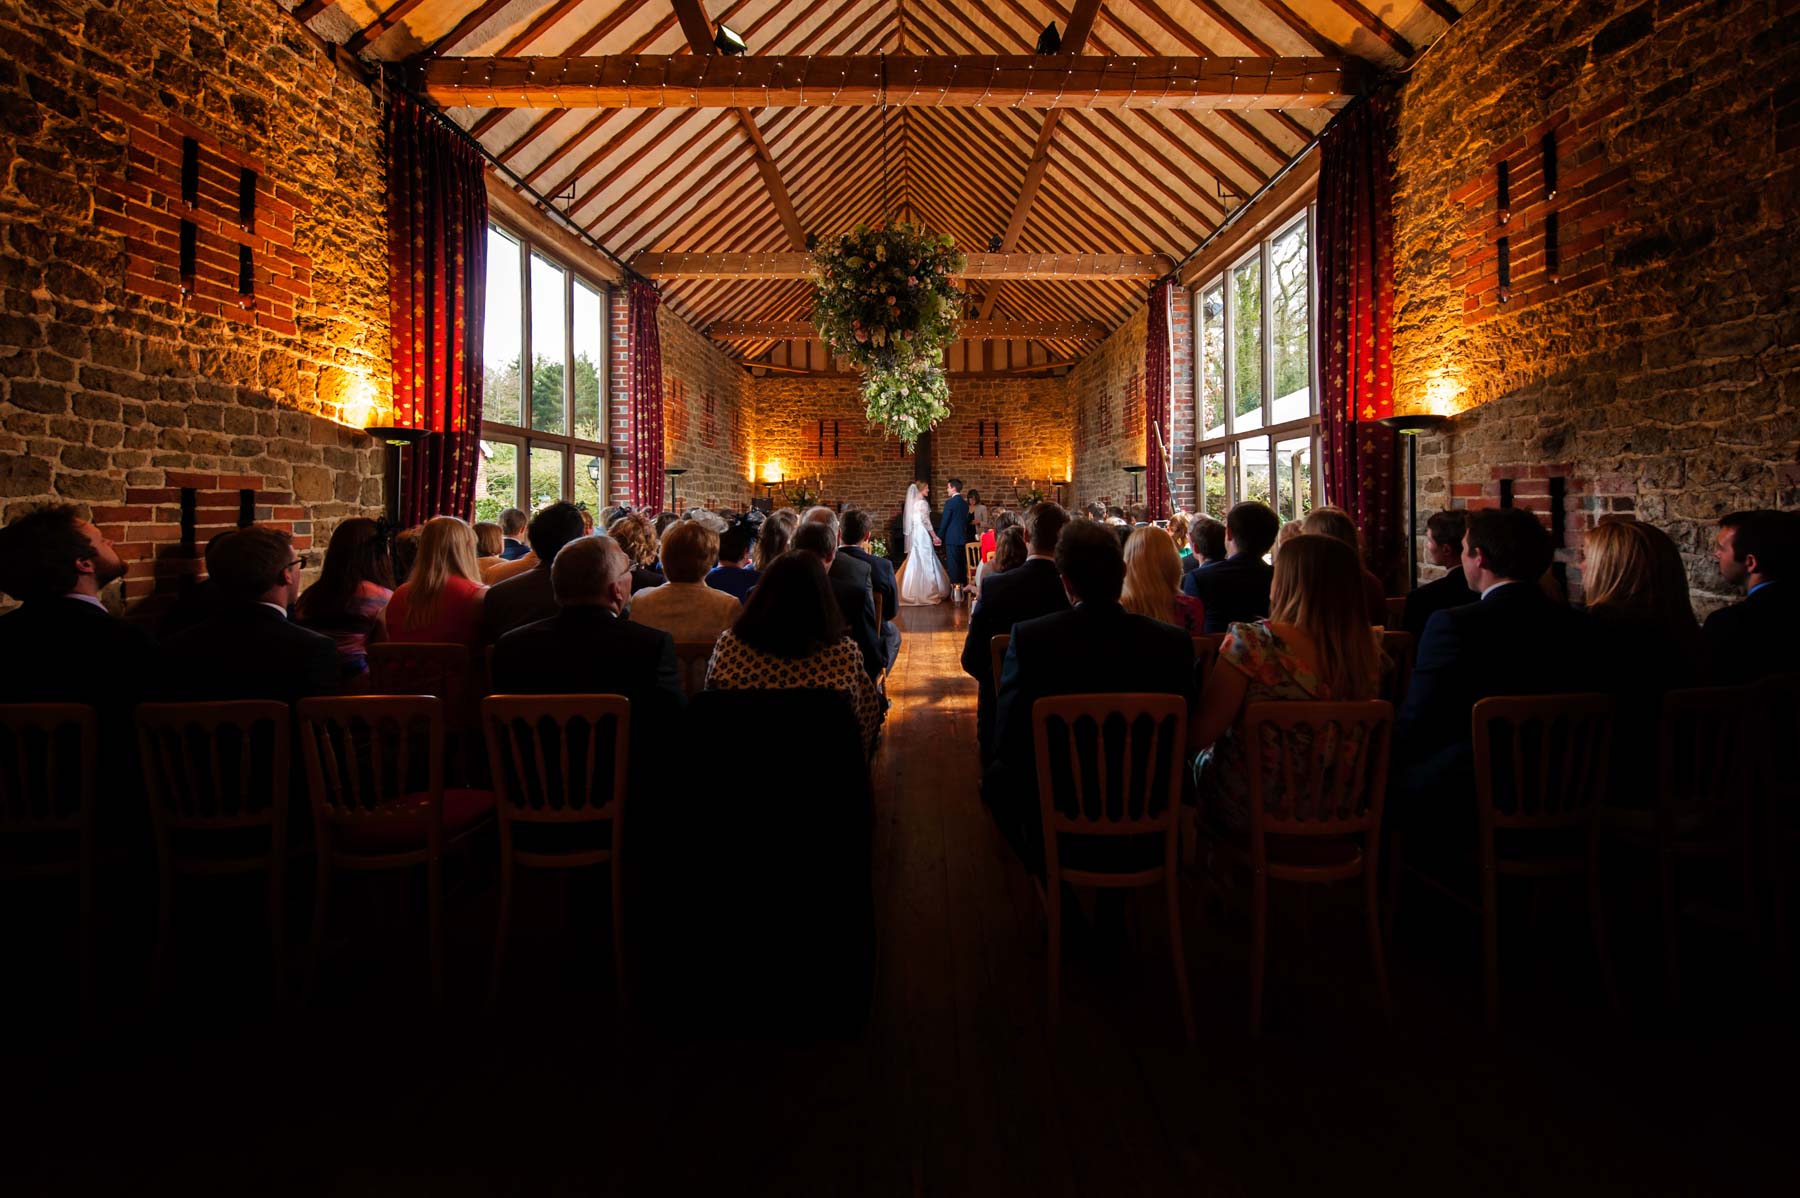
292,0,1459,367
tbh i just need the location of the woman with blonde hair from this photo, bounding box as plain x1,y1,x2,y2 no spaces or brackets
608,511,665,593
1301,506,1388,625
1121,525,1206,633
1189,533,1385,830
383,515,487,647
753,509,795,571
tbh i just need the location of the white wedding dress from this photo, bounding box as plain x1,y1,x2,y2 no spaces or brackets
896,484,950,606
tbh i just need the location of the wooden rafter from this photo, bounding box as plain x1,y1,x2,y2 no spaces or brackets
418,54,1365,110
292,0,334,23
1420,0,1462,22
707,318,1109,341
1247,0,1345,56
1325,0,1415,58
346,0,431,56
632,251,1175,278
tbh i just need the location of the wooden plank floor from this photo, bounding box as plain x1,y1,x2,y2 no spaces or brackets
3,600,1794,1195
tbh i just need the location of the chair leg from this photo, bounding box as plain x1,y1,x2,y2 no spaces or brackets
1364,867,1393,1024
1046,872,1062,1031
1249,868,1267,1038
1166,876,1196,1046
427,854,444,1002
489,851,514,1003
1659,844,1680,1006
1481,865,1500,1034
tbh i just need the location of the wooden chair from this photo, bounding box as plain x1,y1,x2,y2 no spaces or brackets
370,641,482,777
481,695,631,1005
1192,634,1226,692
1033,693,1194,1043
1384,595,1407,631
1218,700,1394,1036
1471,694,1618,1031
0,704,99,1009
296,696,495,999
964,543,981,577
135,700,291,1000
990,633,1010,693
672,640,717,699
1609,685,1763,1003
1379,630,1415,708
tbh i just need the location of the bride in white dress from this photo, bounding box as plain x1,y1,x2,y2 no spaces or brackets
896,481,950,606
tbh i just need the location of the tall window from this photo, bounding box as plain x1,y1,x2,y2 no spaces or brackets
1193,206,1318,525
475,222,610,524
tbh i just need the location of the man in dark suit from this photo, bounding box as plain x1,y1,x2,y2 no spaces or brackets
791,519,884,681
960,501,1072,760
1402,509,1477,641
938,477,972,593
481,501,586,645
985,520,1194,875
1704,509,1800,684
155,525,340,705
498,508,530,560
802,505,874,600
839,507,900,671
1397,507,1590,820
1181,501,1279,633
491,534,686,789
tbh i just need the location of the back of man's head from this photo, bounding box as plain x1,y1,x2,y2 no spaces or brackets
802,505,839,531
1721,509,1798,580
840,507,871,546
1023,501,1069,556
1055,519,1126,604
1426,508,1468,553
1191,515,1227,561
791,519,837,560
500,508,527,538
208,525,295,604
0,504,92,603
552,535,625,605
1225,501,1281,559
527,501,587,565
1465,507,1553,583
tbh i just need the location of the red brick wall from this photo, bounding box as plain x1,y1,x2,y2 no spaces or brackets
1070,307,1147,511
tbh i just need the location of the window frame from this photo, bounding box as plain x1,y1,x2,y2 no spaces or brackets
1192,203,1321,523
479,218,612,520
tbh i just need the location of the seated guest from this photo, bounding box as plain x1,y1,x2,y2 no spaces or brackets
391,525,422,585
490,535,685,785
705,552,882,757
154,528,235,639
707,515,761,602
630,519,743,645
1190,514,1227,567
976,511,1017,587
1188,535,1384,831
1182,501,1279,633
1301,506,1387,626
1272,519,1305,561
1397,506,1588,802
839,507,901,671
987,526,1028,579
295,516,393,682
986,520,1195,873
653,511,678,539
481,502,586,646
473,521,506,574
1127,503,1149,526
1403,510,1476,641
1121,525,1206,633
1169,512,1201,576
0,503,153,707
1704,509,1800,684
1084,501,1106,522
155,525,339,704
497,508,530,560
791,519,884,681
608,513,665,595
754,509,795,571
803,506,874,603
578,505,595,535
962,501,1072,758
1105,506,1127,525
385,516,486,647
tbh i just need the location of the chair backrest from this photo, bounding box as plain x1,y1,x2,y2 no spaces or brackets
1657,685,1761,816
1192,633,1225,691
1379,630,1415,707
673,640,717,698
0,703,96,833
296,696,444,837
965,543,980,572
990,633,1010,692
1384,595,1407,631
1031,693,1187,839
481,695,630,825
1471,693,1615,832
1241,700,1393,840
135,701,290,833
369,642,475,713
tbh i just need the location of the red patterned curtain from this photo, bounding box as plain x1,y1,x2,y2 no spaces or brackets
387,89,486,523
1318,96,1399,585
628,280,665,508
1144,277,1173,518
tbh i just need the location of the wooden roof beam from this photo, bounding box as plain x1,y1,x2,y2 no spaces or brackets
632,251,1175,278
418,54,1366,110
708,318,1109,341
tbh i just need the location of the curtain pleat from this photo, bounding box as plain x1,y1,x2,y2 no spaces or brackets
1144,278,1173,519
628,281,665,508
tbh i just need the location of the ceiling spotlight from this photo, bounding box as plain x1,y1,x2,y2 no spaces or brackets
714,23,747,55
1035,22,1061,55
987,234,1004,253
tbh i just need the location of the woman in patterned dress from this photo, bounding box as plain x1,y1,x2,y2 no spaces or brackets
705,551,883,757
1189,534,1385,831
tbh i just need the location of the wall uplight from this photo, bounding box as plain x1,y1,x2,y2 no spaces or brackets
761,459,784,484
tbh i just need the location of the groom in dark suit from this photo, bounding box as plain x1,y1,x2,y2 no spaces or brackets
938,477,972,590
